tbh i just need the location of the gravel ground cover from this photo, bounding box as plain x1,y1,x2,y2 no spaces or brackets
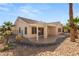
0,33,79,56
0,37,79,56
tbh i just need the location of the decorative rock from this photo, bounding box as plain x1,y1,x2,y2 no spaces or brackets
0,37,79,56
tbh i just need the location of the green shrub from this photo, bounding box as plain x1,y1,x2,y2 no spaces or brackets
0,32,3,36
16,34,22,41
3,30,11,37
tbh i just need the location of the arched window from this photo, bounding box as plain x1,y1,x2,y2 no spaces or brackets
19,27,21,33
25,27,27,34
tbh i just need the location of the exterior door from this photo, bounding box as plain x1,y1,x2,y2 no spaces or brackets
38,28,44,36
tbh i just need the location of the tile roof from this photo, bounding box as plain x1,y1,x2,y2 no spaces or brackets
17,16,46,24
17,16,62,25
48,22,62,25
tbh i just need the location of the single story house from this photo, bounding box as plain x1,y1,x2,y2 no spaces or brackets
15,16,63,40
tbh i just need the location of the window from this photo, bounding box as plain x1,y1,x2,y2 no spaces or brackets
19,27,21,33
58,28,61,32
32,27,37,34
25,27,27,34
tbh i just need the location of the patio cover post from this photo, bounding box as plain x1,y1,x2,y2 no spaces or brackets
36,26,38,40
44,25,47,39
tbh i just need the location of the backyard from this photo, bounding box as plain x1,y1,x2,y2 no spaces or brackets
0,33,79,56
0,32,79,56
0,3,79,56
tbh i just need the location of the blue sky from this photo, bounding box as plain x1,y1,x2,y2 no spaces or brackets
0,3,79,26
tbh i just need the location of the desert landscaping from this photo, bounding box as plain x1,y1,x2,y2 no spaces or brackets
0,3,79,56
0,35,79,56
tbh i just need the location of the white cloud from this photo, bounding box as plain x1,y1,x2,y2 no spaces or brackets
20,7,42,16
0,3,8,6
0,7,9,11
31,9,41,14
20,5,42,14
18,8,41,18
20,9,40,13
20,9,29,13
20,9,37,16
0,3,14,6
0,3,15,11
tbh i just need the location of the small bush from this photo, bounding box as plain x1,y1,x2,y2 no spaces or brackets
0,36,4,43
0,44,9,52
0,32,2,36
0,44,13,52
15,34,22,42
3,30,12,37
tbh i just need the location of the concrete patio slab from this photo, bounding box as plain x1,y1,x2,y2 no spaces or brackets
22,33,68,44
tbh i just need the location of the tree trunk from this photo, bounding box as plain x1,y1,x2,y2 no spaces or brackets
74,25,78,39
69,3,75,42
4,36,9,45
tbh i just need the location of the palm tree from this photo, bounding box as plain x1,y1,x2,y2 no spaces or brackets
69,3,75,42
66,17,79,38
3,30,12,44
2,25,6,33
73,17,79,38
73,17,79,24
3,22,12,44
4,21,12,31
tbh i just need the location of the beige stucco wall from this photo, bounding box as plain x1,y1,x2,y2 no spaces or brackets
15,19,63,39
47,26,57,36
15,19,47,39
27,24,45,39
11,26,16,34
15,19,30,38
55,25,63,35
44,25,47,38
